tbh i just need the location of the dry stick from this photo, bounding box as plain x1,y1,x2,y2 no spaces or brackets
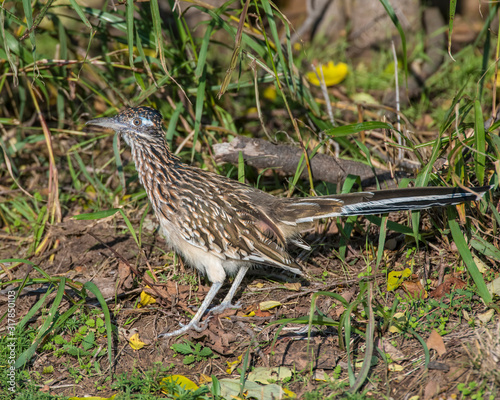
26,74,62,226
314,62,340,157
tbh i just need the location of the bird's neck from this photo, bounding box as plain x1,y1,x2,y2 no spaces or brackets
129,138,182,195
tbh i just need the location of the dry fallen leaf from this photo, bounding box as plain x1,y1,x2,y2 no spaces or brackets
423,378,439,400
476,308,495,324
402,280,427,299
380,339,406,362
118,260,133,289
283,282,301,291
426,329,446,356
259,301,281,311
429,276,466,298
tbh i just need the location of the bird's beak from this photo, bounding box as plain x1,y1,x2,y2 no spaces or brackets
86,116,127,131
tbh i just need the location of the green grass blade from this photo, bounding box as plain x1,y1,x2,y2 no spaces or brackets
68,0,93,30
0,9,19,84
448,0,457,60
166,101,184,147
470,237,500,263
119,209,140,247
238,151,245,183
260,0,290,89
325,121,395,138
71,151,107,195
376,216,388,268
365,215,423,242
113,134,126,196
379,0,408,84
15,278,66,368
126,0,135,71
73,209,120,220
83,281,114,371
21,0,36,55
149,0,164,64
192,64,207,161
447,208,492,303
17,287,54,331
474,99,486,185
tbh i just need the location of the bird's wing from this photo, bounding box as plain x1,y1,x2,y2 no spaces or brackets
156,169,302,274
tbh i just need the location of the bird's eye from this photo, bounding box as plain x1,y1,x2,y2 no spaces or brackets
132,118,142,126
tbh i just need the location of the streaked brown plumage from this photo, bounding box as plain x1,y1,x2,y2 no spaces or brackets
86,106,491,337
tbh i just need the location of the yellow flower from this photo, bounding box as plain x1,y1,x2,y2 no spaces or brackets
306,61,348,87
226,355,243,374
263,86,277,101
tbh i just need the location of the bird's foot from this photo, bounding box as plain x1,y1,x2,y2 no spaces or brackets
209,301,242,315
158,317,210,338
180,316,211,332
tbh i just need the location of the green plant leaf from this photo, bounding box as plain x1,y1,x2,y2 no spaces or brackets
172,342,194,355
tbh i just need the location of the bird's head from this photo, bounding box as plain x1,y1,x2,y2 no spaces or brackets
86,106,165,146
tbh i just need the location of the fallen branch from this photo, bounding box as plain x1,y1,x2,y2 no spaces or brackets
213,136,404,188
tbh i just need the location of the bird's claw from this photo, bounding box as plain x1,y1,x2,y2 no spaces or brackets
209,301,242,314
178,316,211,332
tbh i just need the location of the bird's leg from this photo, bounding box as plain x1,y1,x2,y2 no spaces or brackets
210,266,249,314
158,281,223,338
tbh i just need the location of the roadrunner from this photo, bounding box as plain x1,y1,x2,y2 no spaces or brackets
87,106,490,338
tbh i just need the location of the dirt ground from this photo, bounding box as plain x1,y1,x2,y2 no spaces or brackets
1,207,497,399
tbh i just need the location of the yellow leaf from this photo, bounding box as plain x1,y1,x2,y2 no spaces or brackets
306,61,348,87
226,355,242,374
473,256,489,273
388,325,401,334
160,375,199,394
128,333,146,350
138,289,156,308
387,268,412,291
388,363,404,372
388,312,406,333
199,374,212,384
259,301,281,311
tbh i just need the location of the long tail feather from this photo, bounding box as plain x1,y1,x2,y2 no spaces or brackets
293,186,491,223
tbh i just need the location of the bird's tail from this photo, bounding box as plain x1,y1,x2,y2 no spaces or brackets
289,186,491,224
